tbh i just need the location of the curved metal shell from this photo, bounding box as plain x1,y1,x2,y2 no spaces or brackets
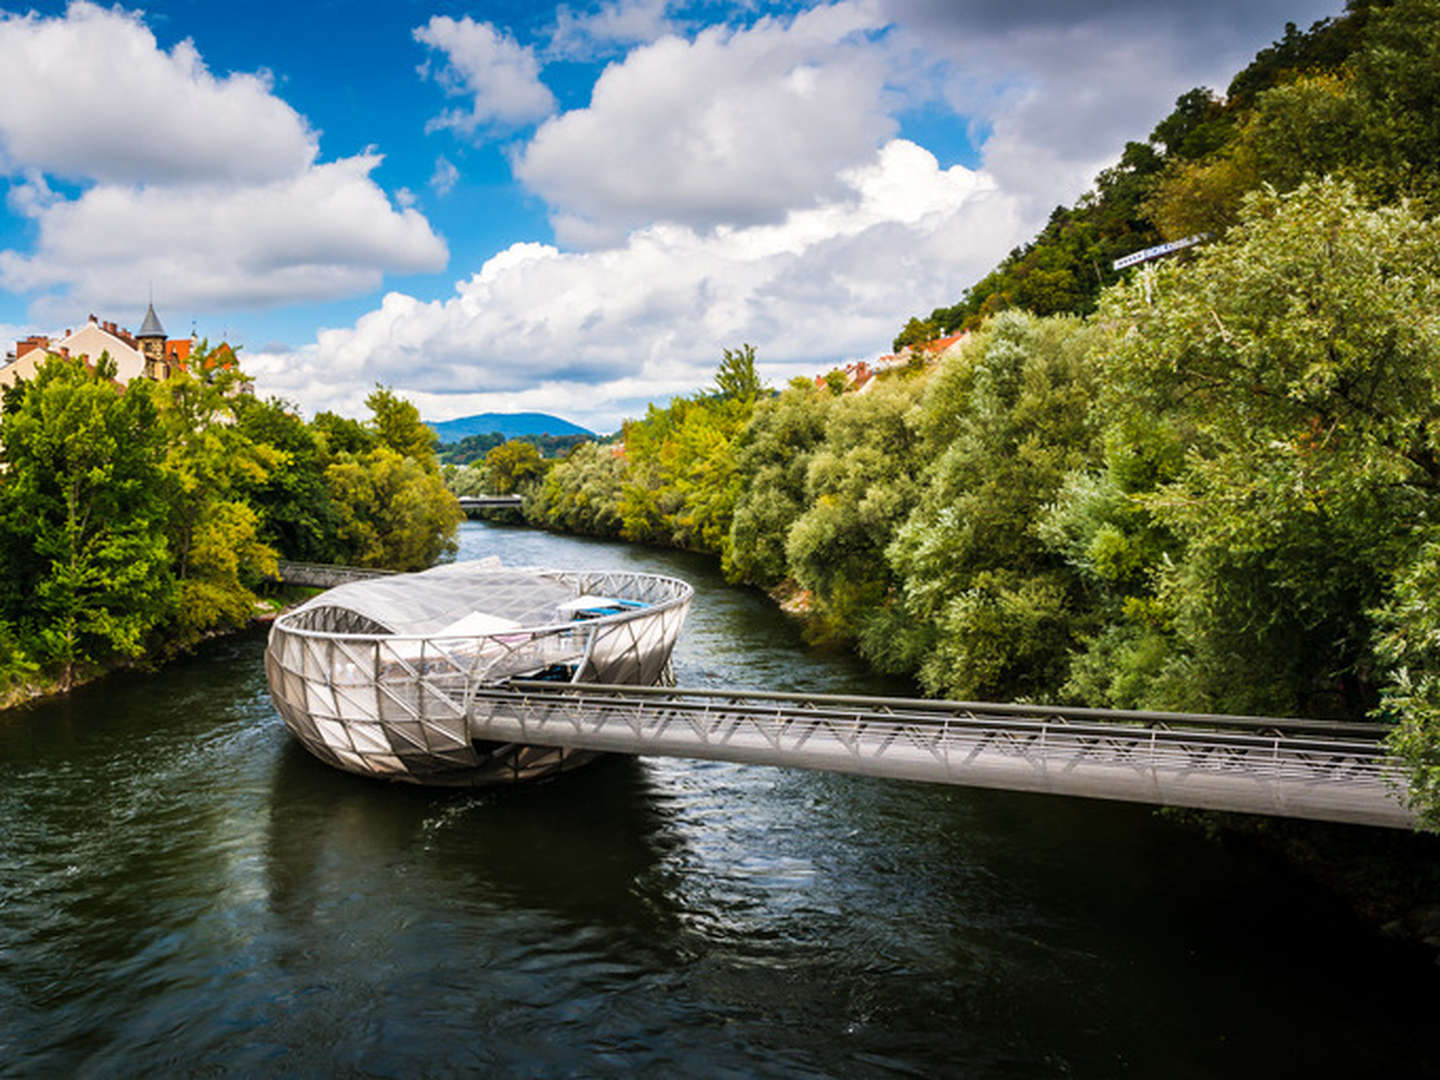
265,563,693,784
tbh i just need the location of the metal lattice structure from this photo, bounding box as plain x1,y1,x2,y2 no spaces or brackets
265,564,1415,827
265,563,693,784
466,682,1415,828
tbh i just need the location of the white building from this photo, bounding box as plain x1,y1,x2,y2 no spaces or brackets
0,304,191,390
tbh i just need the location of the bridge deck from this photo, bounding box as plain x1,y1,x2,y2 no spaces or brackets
472,681,1414,829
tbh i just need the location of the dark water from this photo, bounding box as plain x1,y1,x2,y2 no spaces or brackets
2,521,1438,1077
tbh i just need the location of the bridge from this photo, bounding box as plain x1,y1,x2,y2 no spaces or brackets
458,494,523,514
264,562,1416,829
470,681,1412,829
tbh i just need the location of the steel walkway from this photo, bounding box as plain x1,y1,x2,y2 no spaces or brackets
469,681,1414,829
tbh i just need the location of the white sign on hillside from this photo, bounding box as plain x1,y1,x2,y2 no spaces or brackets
1112,233,1211,271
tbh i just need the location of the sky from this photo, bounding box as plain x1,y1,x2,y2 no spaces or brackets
0,0,1342,432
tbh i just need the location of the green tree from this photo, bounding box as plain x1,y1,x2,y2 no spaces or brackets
879,312,1103,699
1099,178,1440,717
444,462,490,498
723,381,836,586
712,343,764,401
0,354,173,687
366,386,438,468
484,439,549,494
893,316,940,352
1348,0,1440,208
234,395,339,561
783,377,926,644
313,410,378,458
326,448,462,571
526,441,628,537
150,350,279,642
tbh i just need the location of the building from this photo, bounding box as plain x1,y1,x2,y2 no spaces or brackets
0,304,195,390
814,331,972,395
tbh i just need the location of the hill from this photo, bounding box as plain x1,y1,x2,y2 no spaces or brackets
891,2,1392,344
426,412,594,443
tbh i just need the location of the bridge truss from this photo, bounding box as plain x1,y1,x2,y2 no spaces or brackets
470,681,1413,829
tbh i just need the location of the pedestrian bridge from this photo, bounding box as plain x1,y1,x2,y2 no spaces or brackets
264,560,1415,829
458,494,523,513
473,681,1412,829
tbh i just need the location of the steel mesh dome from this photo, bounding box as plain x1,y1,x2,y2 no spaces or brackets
265,562,693,785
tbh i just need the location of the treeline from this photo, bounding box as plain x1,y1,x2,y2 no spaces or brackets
893,0,1426,346
0,354,460,695
528,182,1440,822
437,430,591,467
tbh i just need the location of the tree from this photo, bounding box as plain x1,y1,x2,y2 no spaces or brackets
1098,178,1440,717
723,382,836,586
366,385,438,467
712,343,764,401
1348,0,1440,208
893,317,940,353
313,410,378,458
235,395,339,561
484,440,548,494
879,312,1103,699
326,448,462,571
0,354,173,687
150,349,279,642
783,377,926,644
525,441,628,537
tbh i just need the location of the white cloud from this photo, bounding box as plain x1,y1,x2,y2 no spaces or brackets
414,16,557,134
430,155,460,196
249,139,1018,430
0,2,316,185
515,1,900,247
0,4,446,319
547,0,677,59
879,0,1343,213
0,154,446,314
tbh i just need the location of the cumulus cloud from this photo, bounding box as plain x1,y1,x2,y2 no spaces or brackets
1,155,446,313
0,3,446,318
516,0,1342,246
249,139,1017,429
546,0,677,59
0,2,315,184
430,155,461,196
243,0,1352,431
879,0,1342,213
515,1,899,247
414,15,557,134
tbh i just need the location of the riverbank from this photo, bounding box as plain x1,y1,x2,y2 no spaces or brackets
0,583,320,717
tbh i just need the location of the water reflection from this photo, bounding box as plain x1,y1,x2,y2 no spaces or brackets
265,741,684,937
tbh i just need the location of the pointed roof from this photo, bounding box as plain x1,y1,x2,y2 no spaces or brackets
137,302,165,339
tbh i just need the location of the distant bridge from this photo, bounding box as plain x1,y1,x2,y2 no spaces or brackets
458,495,523,514
275,560,395,588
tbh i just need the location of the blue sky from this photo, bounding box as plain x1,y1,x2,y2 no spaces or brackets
0,0,1339,429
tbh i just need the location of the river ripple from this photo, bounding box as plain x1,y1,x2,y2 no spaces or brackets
0,519,1437,1076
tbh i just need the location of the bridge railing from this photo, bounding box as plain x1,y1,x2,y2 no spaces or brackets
504,680,1392,739
475,680,1411,828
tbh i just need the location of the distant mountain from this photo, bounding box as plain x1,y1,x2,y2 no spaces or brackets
426,412,595,443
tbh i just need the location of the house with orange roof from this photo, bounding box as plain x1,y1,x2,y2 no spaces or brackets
0,304,199,390
816,330,973,395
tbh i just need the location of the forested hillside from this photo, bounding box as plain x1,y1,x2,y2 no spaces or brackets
891,0,1424,347
517,0,1440,827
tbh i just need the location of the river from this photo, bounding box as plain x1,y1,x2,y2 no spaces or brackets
1,519,1438,1076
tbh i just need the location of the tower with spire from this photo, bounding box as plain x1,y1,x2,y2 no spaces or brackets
136,302,167,380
